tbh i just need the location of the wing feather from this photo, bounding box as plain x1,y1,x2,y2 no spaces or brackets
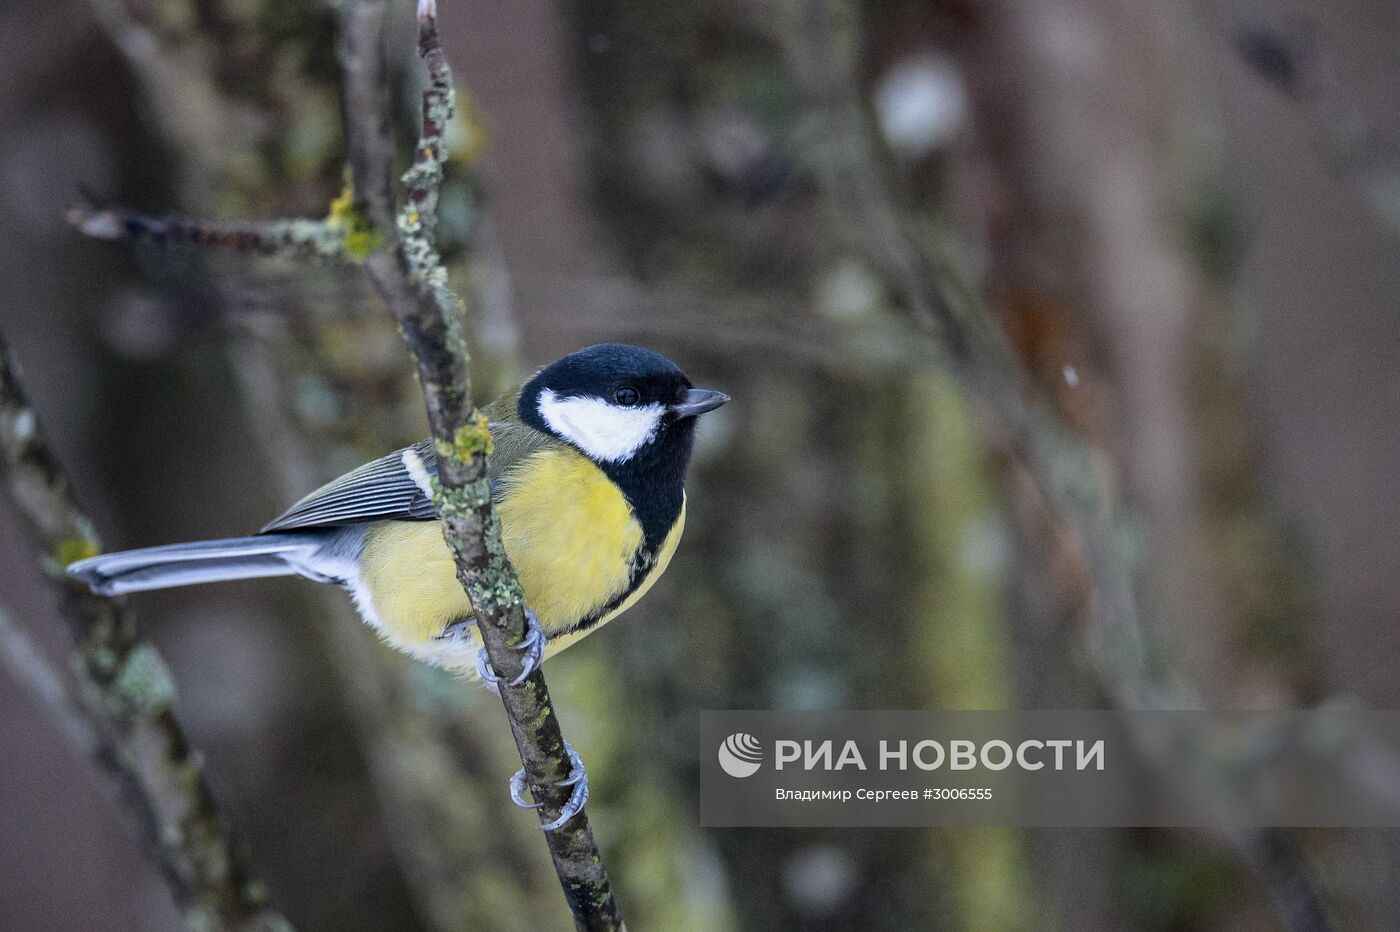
259,423,558,533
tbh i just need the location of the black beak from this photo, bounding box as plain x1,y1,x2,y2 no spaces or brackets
671,388,730,418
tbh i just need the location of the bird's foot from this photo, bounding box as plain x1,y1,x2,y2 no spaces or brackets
475,608,546,694
509,741,589,831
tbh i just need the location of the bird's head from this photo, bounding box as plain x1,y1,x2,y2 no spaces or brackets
519,343,729,465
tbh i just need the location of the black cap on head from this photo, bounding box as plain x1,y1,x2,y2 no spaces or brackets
523,343,693,408
517,343,729,548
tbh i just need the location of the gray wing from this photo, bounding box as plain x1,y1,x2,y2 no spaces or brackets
260,423,557,533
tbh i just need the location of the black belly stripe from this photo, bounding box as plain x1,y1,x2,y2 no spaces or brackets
553,417,694,635
558,541,661,636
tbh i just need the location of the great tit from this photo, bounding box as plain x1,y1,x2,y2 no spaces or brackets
69,343,729,679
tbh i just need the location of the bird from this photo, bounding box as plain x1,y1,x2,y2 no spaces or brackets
71,343,727,830
68,343,729,682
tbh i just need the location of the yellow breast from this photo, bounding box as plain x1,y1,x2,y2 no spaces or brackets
355,446,683,670
541,496,685,660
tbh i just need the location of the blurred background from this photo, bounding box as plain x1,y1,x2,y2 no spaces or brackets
1,0,1397,929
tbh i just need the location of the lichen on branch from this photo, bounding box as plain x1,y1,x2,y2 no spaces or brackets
0,334,291,932
66,190,381,264
345,1,625,928
57,0,629,924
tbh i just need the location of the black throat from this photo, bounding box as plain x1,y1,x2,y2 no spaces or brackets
517,374,697,554
596,418,694,554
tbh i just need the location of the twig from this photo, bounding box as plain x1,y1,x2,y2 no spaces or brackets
227,313,559,931
65,0,623,923
335,0,397,236
66,206,356,262
65,192,387,263
0,334,291,932
341,2,625,928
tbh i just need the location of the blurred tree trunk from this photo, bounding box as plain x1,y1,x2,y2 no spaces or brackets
951,0,1338,925
4,1,561,928
0,0,408,927
6,0,1393,928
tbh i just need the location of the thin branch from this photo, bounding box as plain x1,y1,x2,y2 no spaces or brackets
0,334,291,932
67,206,355,262
62,0,623,923
336,0,398,236
341,2,625,928
227,312,560,930
70,207,338,257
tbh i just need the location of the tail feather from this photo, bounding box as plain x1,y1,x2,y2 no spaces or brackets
67,533,327,596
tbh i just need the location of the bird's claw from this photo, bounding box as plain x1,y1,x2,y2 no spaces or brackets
475,608,546,693
509,742,589,831
513,608,546,681
509,767,540,809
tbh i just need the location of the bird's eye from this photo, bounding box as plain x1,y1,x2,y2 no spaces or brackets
614,386,640,406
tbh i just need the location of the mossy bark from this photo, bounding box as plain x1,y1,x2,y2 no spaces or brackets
0,337,291,932
346,4,625,928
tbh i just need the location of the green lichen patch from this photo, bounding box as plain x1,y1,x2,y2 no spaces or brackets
469,567,524,618
325,186,383,260
435,412,493,464
431,477,492,517
55,536,98,567
110,644,177,718
528,704,553,730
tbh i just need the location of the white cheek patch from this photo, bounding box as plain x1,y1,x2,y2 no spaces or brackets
538,388,664,462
